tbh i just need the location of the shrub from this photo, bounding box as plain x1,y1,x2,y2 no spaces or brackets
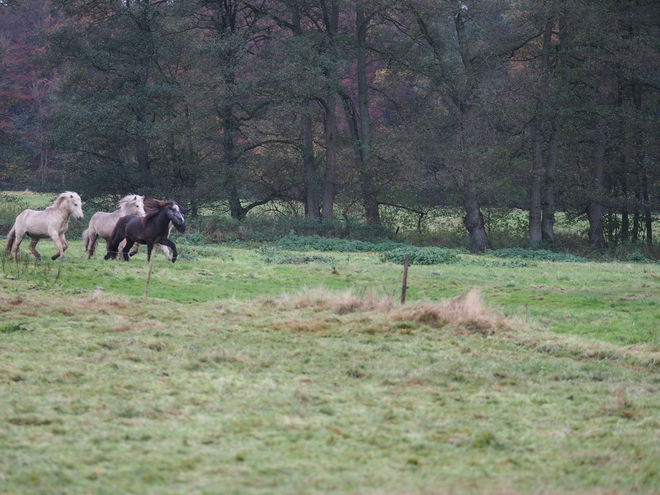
171,232,205,245
380,246,461,265
487,248,587,263
626,250,652,264
278,233,402,253
257,245,338,265
0,194,28,235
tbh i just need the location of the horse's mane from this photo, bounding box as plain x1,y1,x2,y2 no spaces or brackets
53,191,80,208
142,199,173,227
118,194,142,208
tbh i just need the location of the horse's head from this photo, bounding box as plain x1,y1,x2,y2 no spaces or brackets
58,191,84,220
167,202,186,233
120,194,146,217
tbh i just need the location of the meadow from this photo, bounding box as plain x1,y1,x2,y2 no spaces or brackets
1,193,660,494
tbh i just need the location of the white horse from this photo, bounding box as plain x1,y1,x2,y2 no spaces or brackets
5,191,84,261
82,194,145,259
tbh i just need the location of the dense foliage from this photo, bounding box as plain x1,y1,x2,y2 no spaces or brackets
1,0,659,250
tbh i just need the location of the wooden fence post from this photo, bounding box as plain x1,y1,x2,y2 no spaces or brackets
401,254,409,304
145,250,155,298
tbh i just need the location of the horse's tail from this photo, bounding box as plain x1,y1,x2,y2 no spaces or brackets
4,225,16,255
82,228,94,258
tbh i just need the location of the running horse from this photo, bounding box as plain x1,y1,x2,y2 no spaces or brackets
82,194,145,259
5,191,84,261
104,199,186,263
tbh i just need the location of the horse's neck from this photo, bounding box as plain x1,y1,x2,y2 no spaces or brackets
153,209,170,228
45,204,69,224
119,204,135,216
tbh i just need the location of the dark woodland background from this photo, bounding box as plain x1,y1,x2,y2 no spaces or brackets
1,0,659,251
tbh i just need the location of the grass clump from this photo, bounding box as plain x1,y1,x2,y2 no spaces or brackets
0,323,30,333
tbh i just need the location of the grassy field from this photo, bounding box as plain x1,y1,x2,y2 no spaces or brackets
1,234,660,494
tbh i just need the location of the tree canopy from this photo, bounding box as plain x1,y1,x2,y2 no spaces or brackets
1,0,659,249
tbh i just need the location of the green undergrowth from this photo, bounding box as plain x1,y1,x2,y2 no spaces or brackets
487,248,589,263
277,232,402,253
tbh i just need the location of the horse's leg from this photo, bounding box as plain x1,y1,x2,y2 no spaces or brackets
51,234,66,261
105,228,124,261
88,232,99,259
58,234,69,261
122,240,135,261
159,244,171,261
9,228,24,261
28,238,42,262
146,242,154,262
5,226,16,258
160,239,177,263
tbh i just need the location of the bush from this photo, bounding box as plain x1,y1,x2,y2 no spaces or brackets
0,194,28,235
199,215,396,244
278,233,402,253
626,250,652,264
257,245,337,265
171,232,205,245
487,248,587,263
380,247,461,265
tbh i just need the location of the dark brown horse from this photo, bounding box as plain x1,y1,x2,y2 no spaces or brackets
104,199,186,262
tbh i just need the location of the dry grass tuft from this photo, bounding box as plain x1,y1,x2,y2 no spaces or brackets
393,289,510,335
271,316,333,333
0,296,24,306
517,331,660,369
279,288,395,315
279,288,507,336
80,292,130,309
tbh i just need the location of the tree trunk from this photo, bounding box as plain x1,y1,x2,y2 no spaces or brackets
529,116,543,248
320,1,339,221
541,15,567,243
642,171,653,246
620,174,629,243
302,102,319,219
463,170,490,251
587,129,607,248
454,8,489,251
321,94,338,221
356,6,380,225
222,113,246,220
291,8,319,220
541,121,558,242
633,82,652,246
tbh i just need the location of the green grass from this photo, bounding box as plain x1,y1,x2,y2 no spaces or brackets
1,237,660,494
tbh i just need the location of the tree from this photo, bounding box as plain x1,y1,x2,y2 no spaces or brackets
46,0,195,200
384,0,530,250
